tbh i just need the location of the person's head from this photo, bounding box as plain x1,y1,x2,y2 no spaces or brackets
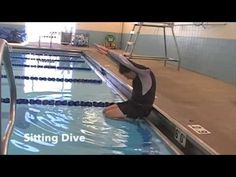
119,64,136,80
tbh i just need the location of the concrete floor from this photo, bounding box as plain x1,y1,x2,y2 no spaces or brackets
12,42,236,154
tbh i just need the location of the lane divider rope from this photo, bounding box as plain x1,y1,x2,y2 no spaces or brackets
1,98,113,107
11,56,85,63
1,75,102,84
10,52,81,58
8,63,91,71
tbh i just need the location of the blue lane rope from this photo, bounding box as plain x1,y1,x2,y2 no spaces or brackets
11,56,85,63
9,63,91,71
1,75,102,84
10,52,81,58
1,98,113,107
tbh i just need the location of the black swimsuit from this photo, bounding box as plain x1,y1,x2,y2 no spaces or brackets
117,70,156,119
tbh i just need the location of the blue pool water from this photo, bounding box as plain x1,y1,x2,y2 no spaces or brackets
1,48,175,155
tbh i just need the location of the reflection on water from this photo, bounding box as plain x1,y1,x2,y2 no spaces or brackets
80,107,129,148
8,104,172,154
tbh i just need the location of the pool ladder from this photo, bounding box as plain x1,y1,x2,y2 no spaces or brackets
124,22,181,71
38,32,58,48
0,39,17,155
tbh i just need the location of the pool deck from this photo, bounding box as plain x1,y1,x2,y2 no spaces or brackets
10,42,236,154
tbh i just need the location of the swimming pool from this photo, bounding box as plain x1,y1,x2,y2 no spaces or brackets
1,48,177,155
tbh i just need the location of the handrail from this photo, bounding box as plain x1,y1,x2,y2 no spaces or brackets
0,39,17,155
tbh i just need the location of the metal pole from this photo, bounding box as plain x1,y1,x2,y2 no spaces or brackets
0,39,17,154
120,22,124,49
163,27,168,67
38,36,41,47
50,32,53,48
124,24,136,52
0,59,1,154
129,22,143,58
171,27,181,71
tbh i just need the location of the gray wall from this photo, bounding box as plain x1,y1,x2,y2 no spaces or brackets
75,30,122,48
121,33,236,85
74,29,236,85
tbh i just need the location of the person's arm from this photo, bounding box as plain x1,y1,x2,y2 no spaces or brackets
108,50,150,75
107,49,153,96
95,44,153,95
94,44,109,54
95,44,149,75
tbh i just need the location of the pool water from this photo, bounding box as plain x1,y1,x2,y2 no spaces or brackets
1,49,175,155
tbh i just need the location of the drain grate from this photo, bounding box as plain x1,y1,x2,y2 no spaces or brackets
188,124,211,134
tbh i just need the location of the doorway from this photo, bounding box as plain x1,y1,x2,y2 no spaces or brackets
25,22,76,44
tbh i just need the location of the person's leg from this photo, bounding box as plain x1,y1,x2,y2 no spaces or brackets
103,104,126,119
103,104,117,113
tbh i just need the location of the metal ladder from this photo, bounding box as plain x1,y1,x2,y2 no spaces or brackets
124,22,181,70
38,32,58,48
124,22,143,57
0,39,17,155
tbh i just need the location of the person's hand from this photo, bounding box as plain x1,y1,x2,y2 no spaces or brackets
122,52,131,57
94,43,109,55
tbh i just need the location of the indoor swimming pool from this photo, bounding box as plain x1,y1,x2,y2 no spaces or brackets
1,48,176,155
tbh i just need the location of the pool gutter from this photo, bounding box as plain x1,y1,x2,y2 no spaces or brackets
9,44,88,55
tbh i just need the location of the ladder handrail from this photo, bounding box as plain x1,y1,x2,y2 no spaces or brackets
0,39,17,155
125,22,181,70
129,22,143,58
